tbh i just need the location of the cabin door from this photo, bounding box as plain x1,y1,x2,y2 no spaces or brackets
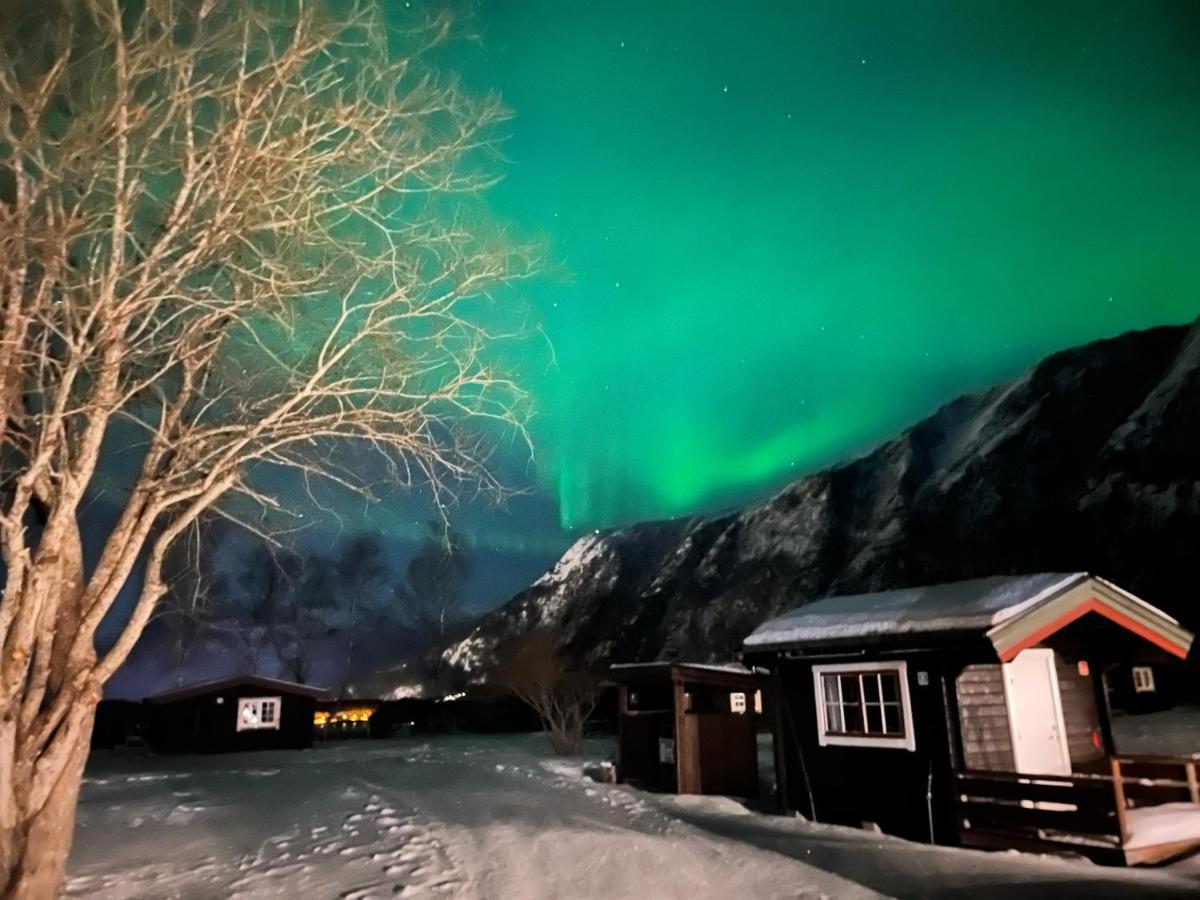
1002,648,1071,776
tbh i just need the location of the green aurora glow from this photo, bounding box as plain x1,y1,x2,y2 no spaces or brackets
450,1,1200,532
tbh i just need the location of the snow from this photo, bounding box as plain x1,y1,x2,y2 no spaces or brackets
440,534,614,678
530,533,608,593
68,734,1200,899
387,682,427,701
744,573,1086,648
610,662,756,677
1126,803,1200,851
1113,706,1200,758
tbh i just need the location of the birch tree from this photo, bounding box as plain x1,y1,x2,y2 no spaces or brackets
0,1,533,895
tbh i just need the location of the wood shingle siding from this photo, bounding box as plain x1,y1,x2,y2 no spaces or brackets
956,665,1014,772
1055,657,1105,765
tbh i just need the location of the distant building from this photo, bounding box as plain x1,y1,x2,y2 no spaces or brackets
145,674,331,753
744,573,1200,866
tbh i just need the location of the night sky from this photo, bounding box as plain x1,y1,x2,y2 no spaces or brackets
438,2,1200,548
112,2,1200,682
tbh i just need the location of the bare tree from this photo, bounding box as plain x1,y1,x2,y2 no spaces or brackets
493,627,600,756
270,554,337,686
212,542,300,676
395,520,471,679
0,2,534,894
154,521,225,687
333,532,389,697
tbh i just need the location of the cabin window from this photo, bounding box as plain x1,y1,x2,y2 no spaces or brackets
236,696,282,731
811,661,915,751
1132,666,1156,694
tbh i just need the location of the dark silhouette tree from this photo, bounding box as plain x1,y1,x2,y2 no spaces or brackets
335,533,390,697
395,521,472,679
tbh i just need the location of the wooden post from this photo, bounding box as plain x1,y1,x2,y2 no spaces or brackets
1187,761,1199,804
1092,667,1117,756
770,667,791,814
616,686,628,784
1110,756,1129,845
673,677,687,793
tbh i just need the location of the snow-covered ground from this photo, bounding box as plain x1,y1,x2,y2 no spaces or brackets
69,733,1200,900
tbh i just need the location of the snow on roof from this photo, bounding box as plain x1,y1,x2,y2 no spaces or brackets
146,674,333,704
743,573,1088,650
608,661,765,686
610,661,755,676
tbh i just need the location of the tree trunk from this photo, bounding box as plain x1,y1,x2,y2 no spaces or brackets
0,698,97,899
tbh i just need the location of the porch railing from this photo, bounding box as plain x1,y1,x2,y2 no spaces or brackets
956,753,1200,863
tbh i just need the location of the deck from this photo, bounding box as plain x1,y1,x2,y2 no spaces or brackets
957,755,1200,865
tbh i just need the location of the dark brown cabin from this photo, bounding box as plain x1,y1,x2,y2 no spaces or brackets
145,674,331,753
743,573,1200,866
610,662,766,798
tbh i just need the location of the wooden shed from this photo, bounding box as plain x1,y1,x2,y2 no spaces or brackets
610,662,766,798
146,674,331,754
743,573,1200,865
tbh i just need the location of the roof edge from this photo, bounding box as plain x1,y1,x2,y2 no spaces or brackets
146,674,334,704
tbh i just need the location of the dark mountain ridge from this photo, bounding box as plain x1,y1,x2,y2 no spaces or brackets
443,320,1200,676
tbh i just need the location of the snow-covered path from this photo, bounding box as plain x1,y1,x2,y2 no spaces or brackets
68,734,1200,899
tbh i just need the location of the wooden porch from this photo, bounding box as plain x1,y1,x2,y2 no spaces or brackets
957,754,1200,865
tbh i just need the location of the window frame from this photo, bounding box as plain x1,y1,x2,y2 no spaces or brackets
1131,666,1156,694
236,696,283,732
811,661,916,751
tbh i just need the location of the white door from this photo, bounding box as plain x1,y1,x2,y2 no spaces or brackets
1002,649,1071,776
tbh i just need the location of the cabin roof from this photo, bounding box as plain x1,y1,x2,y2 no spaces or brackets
146,674,333,705
744,573,1193,661
609,661,765,689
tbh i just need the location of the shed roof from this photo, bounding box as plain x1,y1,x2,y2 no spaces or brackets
743,573,1193,661
609,661,765,689
146,674,333,705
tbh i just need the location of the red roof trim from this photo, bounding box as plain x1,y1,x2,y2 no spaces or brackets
997,597,1191,662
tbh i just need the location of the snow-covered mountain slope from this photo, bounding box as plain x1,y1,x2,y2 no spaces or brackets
446,319,1200,675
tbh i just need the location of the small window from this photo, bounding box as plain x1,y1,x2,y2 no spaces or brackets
1132,666,1156,694
812,662,915,751
237,696,283,731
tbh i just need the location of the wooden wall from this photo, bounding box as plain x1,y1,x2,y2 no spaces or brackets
679,712,758,797
1054,657,1105,766
956,665,1014,772
769,654,960,844
955,655,1104,773
147,690,317,753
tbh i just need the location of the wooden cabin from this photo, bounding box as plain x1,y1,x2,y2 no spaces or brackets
610,662,766,798
146,674,331,754
1105,660,1183,715
743,573,1200,865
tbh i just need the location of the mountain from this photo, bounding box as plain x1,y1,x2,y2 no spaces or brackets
444,320,1200,677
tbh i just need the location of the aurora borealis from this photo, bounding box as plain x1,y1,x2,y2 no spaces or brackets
455,0,1200,536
